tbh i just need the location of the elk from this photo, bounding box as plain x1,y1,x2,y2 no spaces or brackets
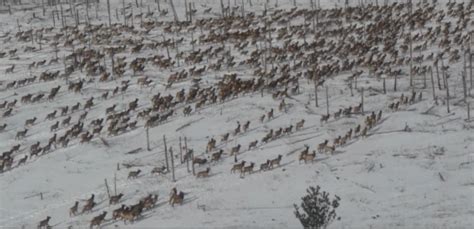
15,129,28,140
37,216,51,229
71,102,81,112
106,104,116,114
50,121,59,132
45,110,57,120
269,155,283,169
143,194,158,210
62,116,71,126
243,121,250,132
169,188,185,207
196,167,211,178
109,193,124,205
233,121,241,136
300,151,316,164
112,205,127,220
260,160,271,171
267,109,274,120
5,64,15,74
193,157,207,166
82,201,96,214
89,211,107,229
296,119,305,131
284,125,293,135
128,169,141,179
0,123,7,132
324,145,336,154
2,108,12,117
84,97,94,110
151,166,167,175
25,117,37,126
230,144,241,155
17,155,28,166
231,161,245,173
221,133,230,142
69,201,79,217
320,114,330,124
317,140,329,153
240,162,255,177
248,140,258,150
211,149,223,162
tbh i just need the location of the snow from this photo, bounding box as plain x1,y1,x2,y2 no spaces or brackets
0,0,473,228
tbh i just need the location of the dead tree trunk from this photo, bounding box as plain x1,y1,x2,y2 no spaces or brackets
104,179,111,200
325,86,329,116
107,0,111,26
191,149,195,175
467,102,471,121
169,0,179,22
185,137,190,172
430,66,437,103
170,147,175,182
361,87,364,114
179,137,183,164
146,127,150,151
163,135,169,171
443,71,450,113
462,71,467,102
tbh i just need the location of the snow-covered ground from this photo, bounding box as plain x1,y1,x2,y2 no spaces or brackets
0,0,473,228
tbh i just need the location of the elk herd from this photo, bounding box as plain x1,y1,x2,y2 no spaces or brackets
0,0,471,227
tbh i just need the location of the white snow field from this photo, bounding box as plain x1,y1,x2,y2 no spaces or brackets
0,0,473,228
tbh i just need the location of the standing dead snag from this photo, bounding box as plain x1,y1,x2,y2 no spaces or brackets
146,127,150,151
163,135,169,171
170,147,175,182
325,86,329,116
169,0,179,22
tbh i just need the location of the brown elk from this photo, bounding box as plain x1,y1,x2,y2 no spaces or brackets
151,166,167,175
2,108,13,117
112,205,127,220
324,145,336,154
69,201,79,217
50,121,59,132
89,211,107,229
143,194,159,210
45,110,57,120
82,201,96,214
269,155,283,169
0,123,7,132
196,168,211,178
193,157,207,166
17,155,28,166
169,188,185,207
231,161,245,173
317,140,329,153
240,162,255,177
296,119,305,131
248,140,258,150
37,216,51,229
128,169,141,179
5,64,15,74
15,129,28,140
260,160,271,171
300,151,316,164
320,114,330,124
109,193,124,205
211,149,223,162
230,144,241,155
221,133,230,142
25,117,37,126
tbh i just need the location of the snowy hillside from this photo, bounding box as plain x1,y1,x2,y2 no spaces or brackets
0,0,473,228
